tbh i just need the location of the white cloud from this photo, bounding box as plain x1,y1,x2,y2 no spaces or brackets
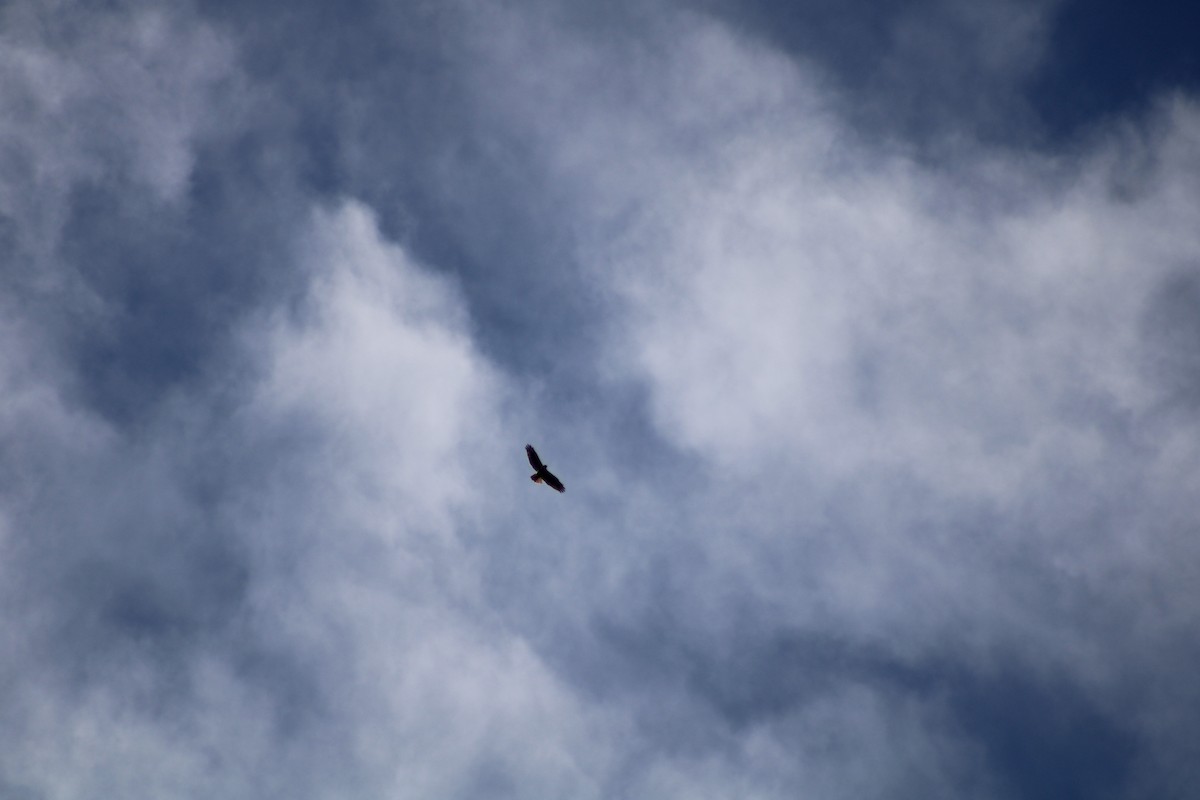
0,3,235,251
441,10,1200,792
4,1,1200,797
606,93,1200,498
223,199,623,799
248,201,494,532
0,197,620,798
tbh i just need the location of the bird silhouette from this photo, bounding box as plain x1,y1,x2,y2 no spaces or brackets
526,444,565,493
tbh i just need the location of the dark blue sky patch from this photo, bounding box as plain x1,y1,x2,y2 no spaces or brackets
691,0,1046,146
688,631,927,727
57,181,232,423
693,0,1200,149
589,596,931,729
1028,0,1200,140
943,665,1138,800
693,0,913,82
22,519,250,678
598,612,1139,797
49,134,310,423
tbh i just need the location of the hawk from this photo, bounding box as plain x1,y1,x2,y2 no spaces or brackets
526,444,565,493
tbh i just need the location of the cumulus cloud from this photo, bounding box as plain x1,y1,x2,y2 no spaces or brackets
442,7,1200,794
0,193,616,797
0,2,234,252
3,0,1200,798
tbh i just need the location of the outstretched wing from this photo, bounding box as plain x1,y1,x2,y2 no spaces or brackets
541,469,565,493
525,444,545,471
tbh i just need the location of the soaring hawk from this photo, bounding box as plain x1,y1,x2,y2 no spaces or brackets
526,444,565,493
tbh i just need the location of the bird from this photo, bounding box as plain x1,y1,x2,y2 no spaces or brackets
526,444,565,493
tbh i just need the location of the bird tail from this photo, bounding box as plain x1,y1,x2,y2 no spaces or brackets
531,474,542,483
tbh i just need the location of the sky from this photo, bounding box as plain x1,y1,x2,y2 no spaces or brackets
1,0,1199,797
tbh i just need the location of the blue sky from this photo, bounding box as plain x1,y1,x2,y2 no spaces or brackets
2,1,1199,797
